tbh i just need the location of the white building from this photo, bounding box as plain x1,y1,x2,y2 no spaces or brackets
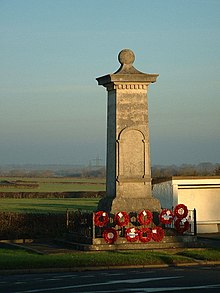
153,176,220,233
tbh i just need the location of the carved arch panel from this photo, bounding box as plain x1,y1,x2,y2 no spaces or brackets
117,128,145,178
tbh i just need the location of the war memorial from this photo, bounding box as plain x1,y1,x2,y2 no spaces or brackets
68,49,196,250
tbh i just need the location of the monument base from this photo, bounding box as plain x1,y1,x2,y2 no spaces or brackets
97,196,161,214
66,234,198,251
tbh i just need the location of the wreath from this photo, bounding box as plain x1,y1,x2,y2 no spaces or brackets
151,226,165,242
125,227,139,242
114,211,130,227
94,211,109,227
159,209,174,225
102,228,118,244
137,209,153,225
174,204,188,219
139,228,152,243
174,218,190,234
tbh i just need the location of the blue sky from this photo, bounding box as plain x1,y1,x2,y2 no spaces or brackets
0,0,219,166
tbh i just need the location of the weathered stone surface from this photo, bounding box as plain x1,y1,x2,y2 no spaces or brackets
67,234,198,251
96,49,161,213
118,48,135,65
98,196,161,214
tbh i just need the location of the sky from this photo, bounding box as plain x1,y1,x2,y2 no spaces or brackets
0,0,219,166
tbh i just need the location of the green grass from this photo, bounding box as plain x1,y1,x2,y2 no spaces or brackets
0,198,100,213
0,247,199,270
0,177,106,193
177,248,220,261
1,247,219,270
0,177,103,213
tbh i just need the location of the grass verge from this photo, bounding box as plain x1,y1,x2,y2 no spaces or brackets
0,247,219,271
177,248,220,261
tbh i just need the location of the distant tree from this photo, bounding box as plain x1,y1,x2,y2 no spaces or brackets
81,166,106,178
178,164,198,176
152,162,218,178
214,165,220,175
197,162,215,175
8,169,27,177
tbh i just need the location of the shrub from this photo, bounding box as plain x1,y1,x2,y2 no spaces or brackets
0,191,105,199
0,212,67,239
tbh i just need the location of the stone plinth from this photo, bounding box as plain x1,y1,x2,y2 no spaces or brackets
96,49,161,213
67,233,198,251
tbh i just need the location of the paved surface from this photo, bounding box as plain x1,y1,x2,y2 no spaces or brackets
0,240,78,255
0,265,220,293
197,233,220,249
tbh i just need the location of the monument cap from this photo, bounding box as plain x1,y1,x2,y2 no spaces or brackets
118,49,135,66
97,49,158,85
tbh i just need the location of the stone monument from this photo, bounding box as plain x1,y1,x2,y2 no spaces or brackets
96,49,161,214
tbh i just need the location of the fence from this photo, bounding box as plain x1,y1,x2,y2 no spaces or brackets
66,209,197,244
0,208,197,241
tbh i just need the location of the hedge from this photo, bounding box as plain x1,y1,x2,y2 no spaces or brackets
0,191,105,199
0,212,67,239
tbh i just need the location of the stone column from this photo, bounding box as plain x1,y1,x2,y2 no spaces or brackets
96,49,161,213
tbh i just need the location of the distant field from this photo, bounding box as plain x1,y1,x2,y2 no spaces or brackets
0,177,106,193
0,198,99,213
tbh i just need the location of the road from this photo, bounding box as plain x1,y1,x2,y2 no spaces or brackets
0,265,220,293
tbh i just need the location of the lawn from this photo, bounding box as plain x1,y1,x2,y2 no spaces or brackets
176,248,220,261
0,177,103,213
0,247,219,271
0,198,99,213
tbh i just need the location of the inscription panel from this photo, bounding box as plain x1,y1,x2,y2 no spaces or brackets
119,129,145,178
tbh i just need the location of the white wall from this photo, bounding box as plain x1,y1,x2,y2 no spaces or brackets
178,188,220,233
153,177,220,234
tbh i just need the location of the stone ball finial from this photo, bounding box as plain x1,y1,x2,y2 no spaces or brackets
118,49,135,66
